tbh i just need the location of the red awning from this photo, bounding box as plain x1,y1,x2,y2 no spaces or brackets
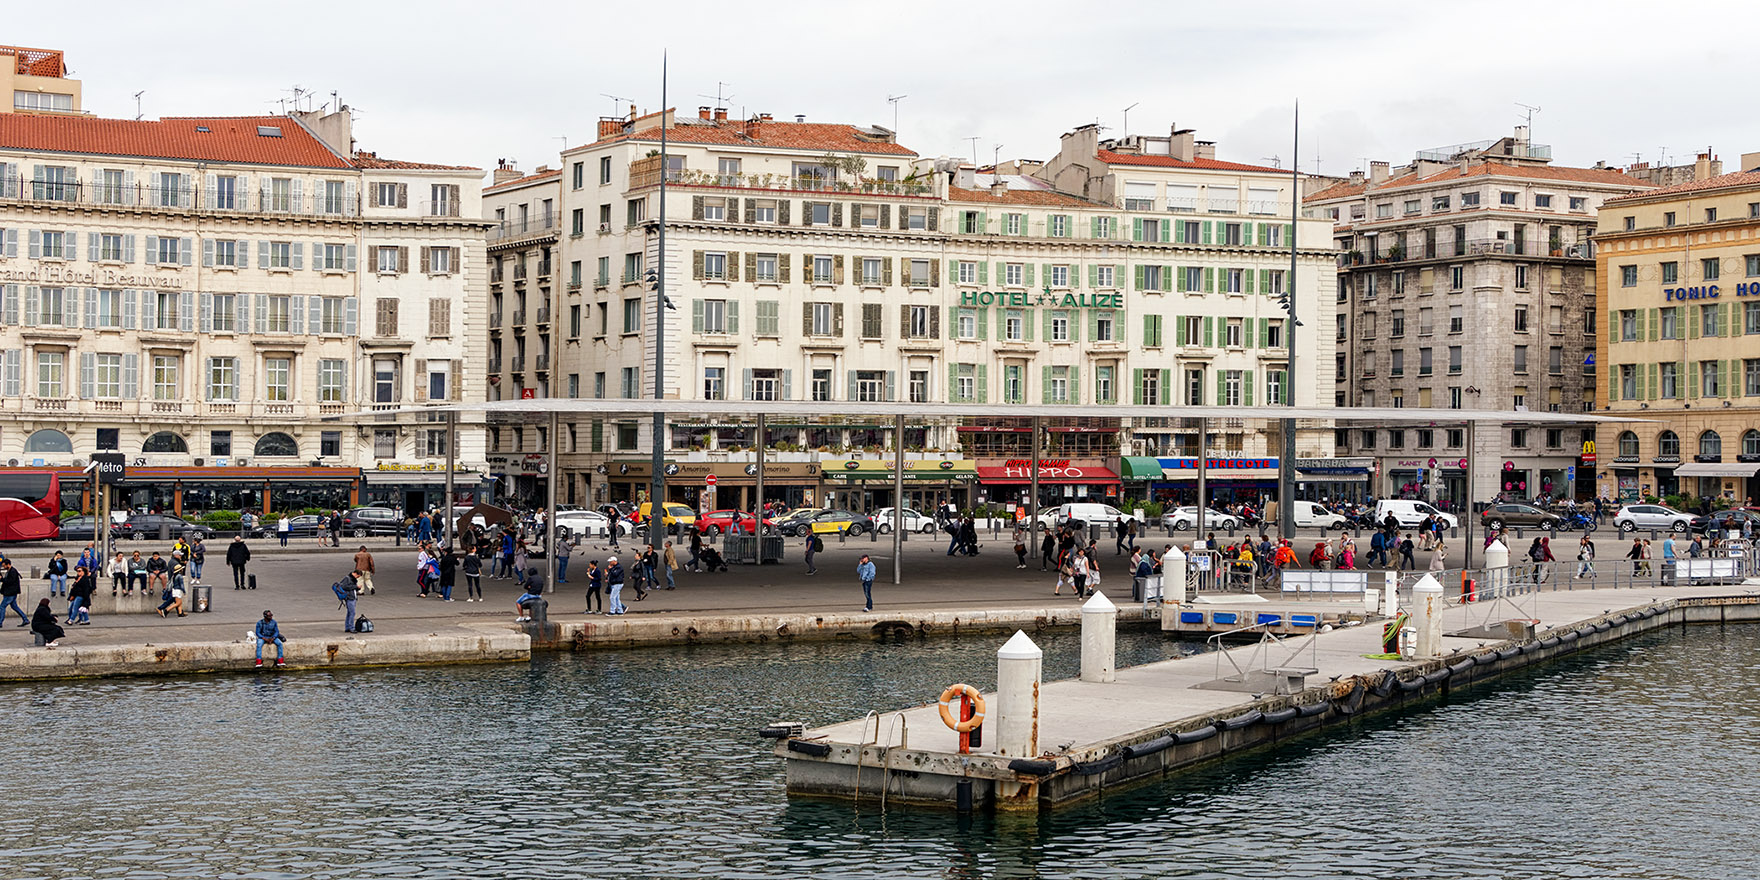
976,465,1121,485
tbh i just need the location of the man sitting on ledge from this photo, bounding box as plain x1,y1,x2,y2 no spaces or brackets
254,610,286,668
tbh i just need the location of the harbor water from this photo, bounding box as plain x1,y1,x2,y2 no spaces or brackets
3,625,1756,879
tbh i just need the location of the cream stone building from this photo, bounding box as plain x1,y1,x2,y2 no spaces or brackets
0,107,488,515
481,162,563,502
1595,156,1760,506
525,108,1335,511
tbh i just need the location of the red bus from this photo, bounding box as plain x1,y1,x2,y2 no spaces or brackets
0,470,62,542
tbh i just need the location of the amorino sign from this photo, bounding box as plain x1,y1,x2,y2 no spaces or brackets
957,290,1124,309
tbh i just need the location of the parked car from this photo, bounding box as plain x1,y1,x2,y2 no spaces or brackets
872,507,938,534
555,510,630,539
123,513,213,540
781,509,873,537
278,514,329,538
1613,504,1703,533
1168,506,1241,531
1372,499,1459,529
771,508,819,534
342,506,403,537
693,509,775,537
1282,500,1347,529
1697,507,1760,535
1055,502,1131,529
57,515,131,543
1480,503,1562,531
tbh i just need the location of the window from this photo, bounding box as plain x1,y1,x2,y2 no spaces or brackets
90,353,121,399
1701,360,1721,397
1749,359,1760,396
811,302,833,336
862,257,883,285
206,357,236,401
1511,428,1529,448
1183,266,1203,292
429,184,459,217
262,295,291,333
1660,362,1678,399
1005,310,1024,341
1459,191,1480,207
1225,269,1244,294
1391,309,1406,338
1419,347,1433,376
1145,266,1166,291
1048,366,1069,403
703,199,726,222
1621,265,1637,287
1050,215,1068,237
1359,430,1376,449
1497,191,1518,206
1660,261,1680,284
1513,345,1528,374
1095,365,1114,403
623,298,641,333
321,180,347,215
1620,309,1638,341
863,304,886,340
700,299,727,333
958,309,977,339
703,367,726,400
1664,211,1677,227
812,255,833,284
1534,194,1553,209
1050,311,1070,342
1450,266,1464,290
954,364,976,402
1096,265,1115,289
910,259,930,286
1700,431,1723,458
261,358,290,401
1403,200,1421,215
1702,303,1720,337
14,91,73,112
1445,304,1462,334
1449,387,1463,409
33,286,65,324
627,198,646,227
35,351,64,397
1223,370,1242,406
1432,195,1451,211
1659,431,1681,458
1660,307,1679,339
310,358,343,403
1375,203,1393,219
1448,346,1462,374
1335,314,1347,341
751,368,780,402
96,233,124,262
1391,349,1405,376
1050,264,1071,288
855,370,885,402
703,252,727,280
1514,305,1529,332
1703,258,1721,281
1515,265,1529,289
810,369,832,402
1224,318,1242,347
147,355,180,400
619,367,639,399
754,254,778,282
1095,311,1114,342
1005,263,1023,287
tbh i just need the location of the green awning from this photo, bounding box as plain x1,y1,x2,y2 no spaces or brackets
1120,456,1165,480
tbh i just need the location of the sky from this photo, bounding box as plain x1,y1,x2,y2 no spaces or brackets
17,0,1760,183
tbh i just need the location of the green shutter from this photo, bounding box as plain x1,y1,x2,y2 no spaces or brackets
1088,264,1098,288
1161,220,1171,243
1609,308,1618,343
1159,369,1171,404
1722,302,1732,337
1161,265,1174,293
1176,266,1188,293
1174,220,1186,244
1244,269,1255,294
1091,216,1101,238
1133,368,1144,404
1648,308,1659,341
1069,367,1081,403
1025,263,1036,286
1201,221,1213,244
1089,310,1100,342
1243,371,1254,406
1689,305,1700,339
1042,366,1053,404
1042,310,1052,341
1243,317,1255,348
976,364,988,403
1285,223,1295,243
977,307,988,340
1135,265,1146,291
1173,314,1185,346
1024,310,1034,341
1258,224,1270,246
1205,267,1216,293
1115,264,1126,288
1133,217,1144,242
978,261,988,284
1259,318,1270,348
1260,270,1272,294
1216,371,1226,406
1203,316,1214,347
1241,222,1253,245
1679,361,1688,398
1041,264,1052,288
691,299,704,332
947,363,960,401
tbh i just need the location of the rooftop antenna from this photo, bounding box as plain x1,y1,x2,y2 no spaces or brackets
963,136,980,168
1262,155,1281,168
600,93,635,117
696,81,734,108
1515,101,1540,138
1121,102,1139,138
992,143,1004,172
887,94,907,133
554,136,569,150
132,91,144,121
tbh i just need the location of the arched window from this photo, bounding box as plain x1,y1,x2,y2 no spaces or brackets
23,430,72,453
254,432,298,457
1744,430,1760,458
142,432,188,454
1618,431,1639,458
1658,431,1680,458
1699,430,1722,458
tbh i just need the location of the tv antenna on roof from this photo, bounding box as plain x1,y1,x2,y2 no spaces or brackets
992,144,1003,171
600,93,635,116
887,94,907,133
1262,155,1281,168
132,91,144,121
1515,101,1541,137
964,136,980,168
697,81,734,109
1121,101,1139,137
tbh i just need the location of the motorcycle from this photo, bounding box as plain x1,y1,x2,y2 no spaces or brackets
1560,510,1597,532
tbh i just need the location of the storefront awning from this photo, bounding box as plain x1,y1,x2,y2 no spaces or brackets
1120,457,1165,480
1154,468,1282,481
362,470,484,486
977,465,1120,485
1672,462,1760,478
826,459,976,481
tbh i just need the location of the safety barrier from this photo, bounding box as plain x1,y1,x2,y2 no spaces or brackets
1278,569,1376,597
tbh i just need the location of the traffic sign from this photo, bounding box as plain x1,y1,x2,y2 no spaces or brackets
705,474,718,487
91,453,126,485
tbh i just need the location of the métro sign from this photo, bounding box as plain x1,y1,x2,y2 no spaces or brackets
90,453,126,485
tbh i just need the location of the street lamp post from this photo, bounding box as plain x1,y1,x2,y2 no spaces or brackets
649,52,670,534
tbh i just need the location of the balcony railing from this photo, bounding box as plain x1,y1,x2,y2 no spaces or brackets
511,356,525,372
535,307,550,325
32,397,67,411
486,215,559,242
513,263,528,281
627,161,932,196
537,261,552,278
489,311,503,328
535,354,550,372
0,175,362,216
512,309,526,326
1341,237,1585,267
151,401,184,413
488,358,502,374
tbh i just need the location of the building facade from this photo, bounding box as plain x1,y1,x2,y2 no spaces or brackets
516,108,1335,512
0,107,488,516
1307,129,1650,505
1,45,81,115
481,162,563,502
1595,159,1760,506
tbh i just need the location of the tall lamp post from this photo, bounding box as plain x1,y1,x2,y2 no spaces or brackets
1277,102,1301,542
648,52,671,531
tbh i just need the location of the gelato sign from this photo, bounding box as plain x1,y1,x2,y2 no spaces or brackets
0,264,185,290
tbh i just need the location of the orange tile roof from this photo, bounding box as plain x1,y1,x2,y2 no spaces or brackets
1305,179,1368,201
1096,149,1285,174
0,114,352,168
1601,169,1760,204
353,151,478,172
1,45,66,78
584,119,916,157
485,168,562,193
946,185,1100,207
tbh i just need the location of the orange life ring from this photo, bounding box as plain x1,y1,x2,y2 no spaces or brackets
937,683,986,732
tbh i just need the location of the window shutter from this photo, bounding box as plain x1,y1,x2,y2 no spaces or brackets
180,291,194,332
1244,269,1255,293
78,352,95,399
345,243,357,273
83,288,97,330
236,293,250,333
929,305,940,339
1260,318,1271,348
1244,371,1254,406
725,300,739,334
344,297,358,337
930,260,940,287
1161,265,1173,293
1285,223,1294,244
833,303,844,336
1132,217,1143,241
396,183,408,208
121,353,137,399
257,241,270,270
1041,366,1053,404
975,364,987,403
691,299,704,332
421,246,433,274
1132,368,1144,405
291,296,306,334
26,230,40,259
1204,316,1215,347
1261,270,1272,294
1205,267,1216,293
2,228,14,258
22,285,37,326
292,242,306,271
199,293,212,333
884,370,895,401
976,307,988,340
780,368,793,400
414,358,428,402
60,288,78,328
398,247,409,274
1201,222,1213,245
846,371,857,401
1135,265,1146,291
927,207,939,231
834,254,845,285
1174,314,1185,346
254,294,267,333
1216,371,1226,406
1689,306,1699,339
879,204,891,229
947,364,960,401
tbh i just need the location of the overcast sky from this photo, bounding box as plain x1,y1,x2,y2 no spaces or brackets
20,0,1759,183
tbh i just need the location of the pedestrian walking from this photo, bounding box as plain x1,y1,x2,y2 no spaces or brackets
584,560,603,614
605,556,627,615
856,554,876,612
353,545,376,595
662,541,679,589
1072,550,1091,598
438,548,457,602
554,534,574,583
1429,542,1447,572
804,531,820,575
1013,529,1028,569
1626,538,1644,576
1115,516,1130,555
66,565,95,625
227,536,251,590
499,530,516,581
512,541,530,589
1039,530,1056,572
253,610,285,667
687,531,703,573
277,515,291,547
1398,534,1417,571
1575,535,1596,579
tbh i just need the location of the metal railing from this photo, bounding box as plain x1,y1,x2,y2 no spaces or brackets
0,175,365,216
486,215,558,242
535,307,550,325
510,356,525,372
629,165,933,196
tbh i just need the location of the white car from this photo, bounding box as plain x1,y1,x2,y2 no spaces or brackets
872,507,938,534
1613,504,1701,533
1169,506,1241,531
554,511,631,538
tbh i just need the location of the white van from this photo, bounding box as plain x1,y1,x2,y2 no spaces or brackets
1373,499,1458,529
1055,502,1132,527
1288,501,1347,529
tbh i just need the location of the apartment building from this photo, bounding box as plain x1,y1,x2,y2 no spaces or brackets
1,45,81,115
482,162,563,501
1307,128,1650,505
1595,155,1760,505
528,108,1335,511
0,107,488,515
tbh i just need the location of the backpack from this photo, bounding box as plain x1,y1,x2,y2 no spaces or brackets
354,616,373,633
812,536,824,553
331,578,353,602
1528,544,1545,562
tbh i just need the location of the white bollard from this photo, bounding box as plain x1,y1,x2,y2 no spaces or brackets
1483,538,1510,598
1412,573,1444,658
995,630,1043,758
1164,544,1188,604
1382,570,1399,617
1080,592,1117,683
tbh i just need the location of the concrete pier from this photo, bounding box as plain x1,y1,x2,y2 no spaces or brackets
778,584,1760,812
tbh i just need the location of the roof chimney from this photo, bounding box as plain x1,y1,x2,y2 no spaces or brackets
713,107,727,123
990,178,1008,196
1369,161,1390,185
1194,140,1215,161
759,113,773,122
1695,152,1714,181
1171,129,1195,162
492,161,523,185
698,106,711,120
795,114,805,123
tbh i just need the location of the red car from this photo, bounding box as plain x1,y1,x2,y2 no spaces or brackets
693,509,775,537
